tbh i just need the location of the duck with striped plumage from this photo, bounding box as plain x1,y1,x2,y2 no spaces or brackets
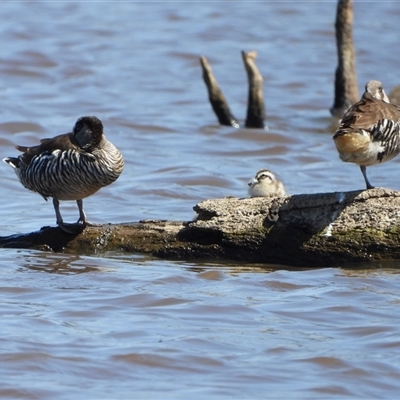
333,80,400,189
3,116,124,233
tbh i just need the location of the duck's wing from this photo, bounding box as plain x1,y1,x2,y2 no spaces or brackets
16,132,80,165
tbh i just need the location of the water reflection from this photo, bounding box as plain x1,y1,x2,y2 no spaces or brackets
15,250,144,275
21,250,398,277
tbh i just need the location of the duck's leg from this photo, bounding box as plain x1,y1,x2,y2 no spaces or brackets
360,165,374,189
76,199,87,224
53,198,64,226
76,199,99,227
52,198,85,234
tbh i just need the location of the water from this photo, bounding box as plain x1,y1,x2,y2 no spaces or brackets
1,1,400,398
2,252,400,399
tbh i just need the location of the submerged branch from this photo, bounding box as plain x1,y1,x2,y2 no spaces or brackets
2,188,400,267
241,50,267,129
200,56,239,127
200,51,267,129
331,0,359,118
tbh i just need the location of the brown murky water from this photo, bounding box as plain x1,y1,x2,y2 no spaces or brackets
1,2,400,398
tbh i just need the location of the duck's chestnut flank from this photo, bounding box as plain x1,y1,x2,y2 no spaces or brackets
333,80,400,189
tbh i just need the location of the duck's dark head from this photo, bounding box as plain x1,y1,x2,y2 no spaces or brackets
73,116,104,151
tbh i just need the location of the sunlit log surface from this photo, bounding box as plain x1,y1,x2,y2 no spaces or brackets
2,188,400,267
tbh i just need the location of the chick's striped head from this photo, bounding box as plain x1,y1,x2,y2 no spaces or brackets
248,169,286,198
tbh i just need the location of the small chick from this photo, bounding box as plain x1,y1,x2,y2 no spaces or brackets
248,169,286,197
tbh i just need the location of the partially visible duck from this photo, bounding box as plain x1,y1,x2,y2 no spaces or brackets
333,80,400,189
3,116,124,233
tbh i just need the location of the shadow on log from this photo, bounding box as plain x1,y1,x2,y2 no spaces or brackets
2,188,400,268
200,51,267,129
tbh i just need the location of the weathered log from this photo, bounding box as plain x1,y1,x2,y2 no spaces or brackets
1,188,400,267
331,0,359,118
331,0,400,111
241,50,267,129
200,51,266,129
200,56,240,128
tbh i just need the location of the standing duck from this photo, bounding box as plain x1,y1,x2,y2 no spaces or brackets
333,80,400,189
248,169,286,198
3,116,124,233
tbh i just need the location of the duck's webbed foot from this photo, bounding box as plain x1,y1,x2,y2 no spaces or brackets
58,221,86,234
75,199,101,227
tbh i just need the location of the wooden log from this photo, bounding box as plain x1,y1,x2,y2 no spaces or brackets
200,51,267,129
331,0,359,118
330,0,400,110
241,50,267,129
1,188,400,267
200,56,240,127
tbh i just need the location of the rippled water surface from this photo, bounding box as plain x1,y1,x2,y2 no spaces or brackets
1,2,400,399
